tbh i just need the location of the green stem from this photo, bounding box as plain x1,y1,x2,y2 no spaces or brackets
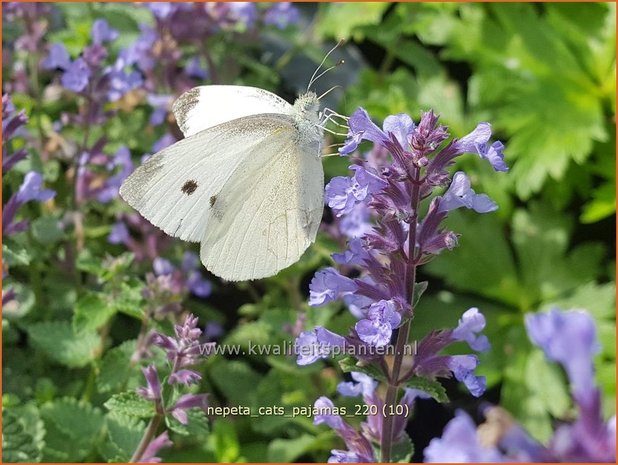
380,168,421,462
129,413,163,463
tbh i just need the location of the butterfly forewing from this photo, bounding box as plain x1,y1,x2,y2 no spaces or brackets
173,85,293,137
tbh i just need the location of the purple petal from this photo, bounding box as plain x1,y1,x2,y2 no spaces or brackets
168,369,202,385
16,171,56,203
61,58,91,93
383,113,415,148
439,172,497,214
41,43,70,70
91,19,119,44
308,267,357,307
452,307,490,352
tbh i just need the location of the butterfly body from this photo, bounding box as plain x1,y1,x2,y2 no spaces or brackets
119,85,324,281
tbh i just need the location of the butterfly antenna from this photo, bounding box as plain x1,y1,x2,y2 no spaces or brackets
317,84,342,101
307,38,346,91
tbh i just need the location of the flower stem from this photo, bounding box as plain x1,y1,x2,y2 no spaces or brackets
130,413,163,463
381,167,422,462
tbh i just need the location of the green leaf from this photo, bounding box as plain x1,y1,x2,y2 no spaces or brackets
338,356,386,382
412,281,429,308
73,292,117,332
165,408,209,437
40,398,104,461
112,280,145,319
2,243,31,267
267,434,316,463
210,360,261,405
104,391,155,419
403,377,449,403
390,434,414,463
316,3,389,40
31,216,64,245
100,413,145,462
2,409,44,462
97,340,138,393
525,350,571,419
27,321,101,368
208,420,240,463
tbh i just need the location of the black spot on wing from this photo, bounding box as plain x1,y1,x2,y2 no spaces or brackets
181,179,198,195
209,195,217,207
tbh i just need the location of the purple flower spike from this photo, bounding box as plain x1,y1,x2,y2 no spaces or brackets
91,19,119,44
355,300,401,347
295,326,346,365
136,364,162,401
41,43,70,70
61,58,91,93
452,307,490,352
139,431,172,463
308,267,357,306
458,123,508,172
439,172,498,214
16,171,55,203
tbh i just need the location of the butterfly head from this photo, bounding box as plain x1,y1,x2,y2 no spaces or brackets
293,92,322,153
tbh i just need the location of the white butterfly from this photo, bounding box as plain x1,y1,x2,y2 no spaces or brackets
119,85,326,281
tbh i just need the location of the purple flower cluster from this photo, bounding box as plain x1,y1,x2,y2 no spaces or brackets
137,314,214,426
108,213,172,263
297,108,505,389
424,308,616,462
295,107,507,461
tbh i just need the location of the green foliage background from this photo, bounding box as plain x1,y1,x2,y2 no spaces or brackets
2,2,616,462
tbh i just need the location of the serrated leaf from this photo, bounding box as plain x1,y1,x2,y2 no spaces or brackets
101,413,145,462
165,408,209,437
104,391,155,418
403,377,448,403
2,409,44,462
113,281,145,319
40,398,104,461
338,356,386,382
73,292,117,332
98,340,138,393
27,321,101,368
2,243,31,267
390,434,414,463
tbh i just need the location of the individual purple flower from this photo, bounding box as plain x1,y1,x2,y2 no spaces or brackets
295,326,346,366
184,57,209,80
452,307,490,352
337,372,377,398
447,355,486,397
119,25,157,72
108,221,130,245
355,300,402,347
308,267,358,306
61,58,91,93
456,123,508,172
138,431,172,463
263,2,300,29
96,147,134,202
438,172,498,214
424,410,505,462
91,18,119,44
136,364,162,402
147,94,174,126
336,201,373,239
169,393,208,424
168,369,202,386
2,95,29,174
153,257,175,276
41,43,71,70
326,165,387,217
16,171,55,203
106,60,143,102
